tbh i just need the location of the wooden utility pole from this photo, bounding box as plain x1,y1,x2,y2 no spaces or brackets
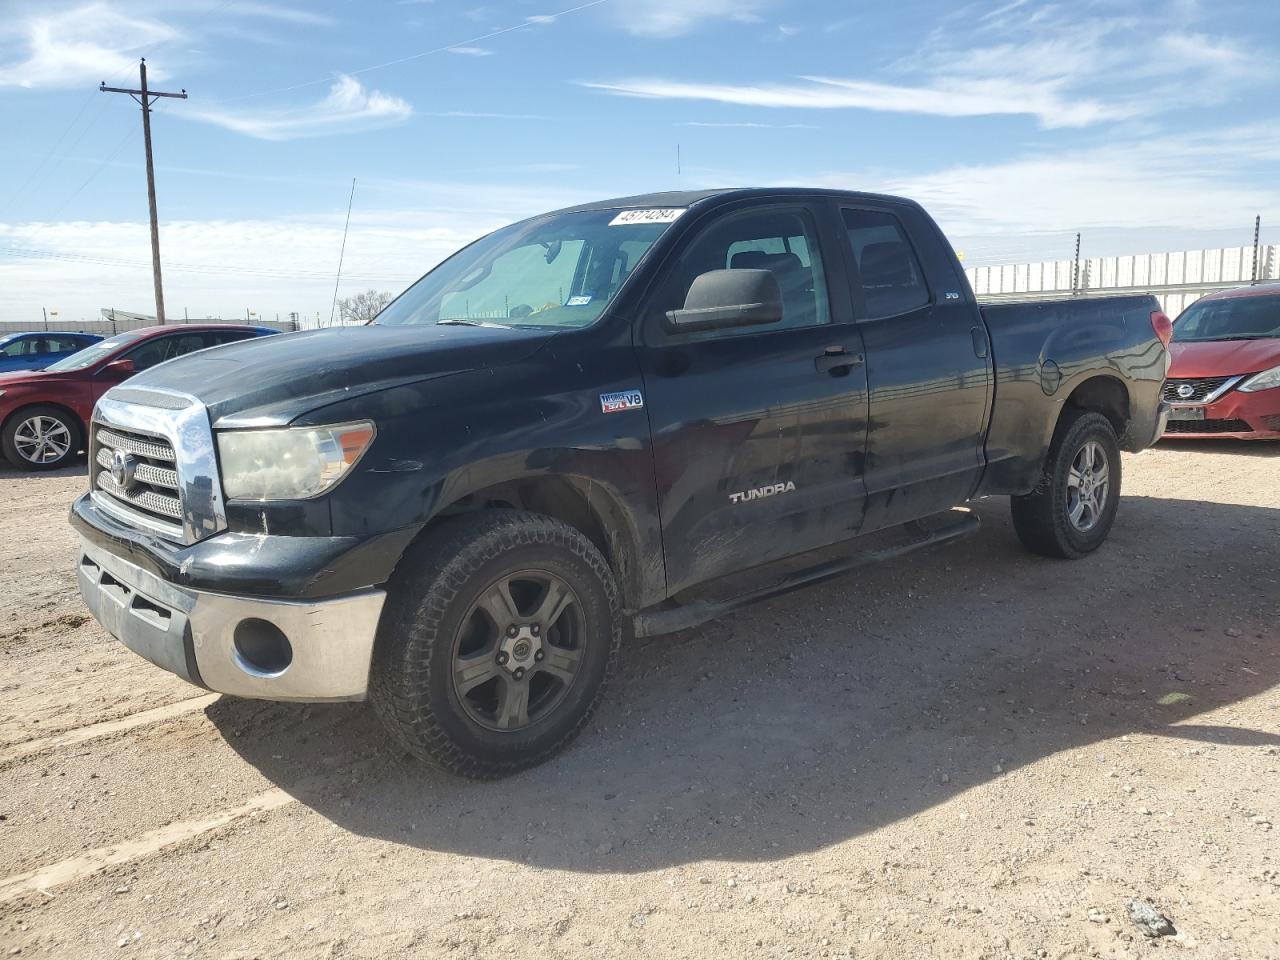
100,60,186,325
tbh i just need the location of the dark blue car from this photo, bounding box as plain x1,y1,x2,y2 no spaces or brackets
0,331,103,372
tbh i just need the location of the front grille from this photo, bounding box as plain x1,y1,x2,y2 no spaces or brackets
1261,415,1280,431
1164,418,1252,435
92,424,183,526
1163,376,1232,404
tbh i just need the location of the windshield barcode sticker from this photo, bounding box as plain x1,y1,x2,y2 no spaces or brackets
600,390,644,414
609,208,686,226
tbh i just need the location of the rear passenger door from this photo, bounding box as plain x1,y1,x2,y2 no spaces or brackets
637,200,870,594
838,203,992,531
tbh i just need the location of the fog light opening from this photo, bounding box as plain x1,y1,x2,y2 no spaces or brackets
233,618,293,678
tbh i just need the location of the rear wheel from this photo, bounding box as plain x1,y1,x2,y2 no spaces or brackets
370,510,621,779
2,406,81,470
1011,410,1122,559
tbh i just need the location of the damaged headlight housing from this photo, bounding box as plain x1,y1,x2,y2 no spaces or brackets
1238,364,1280,393
217,421,376,500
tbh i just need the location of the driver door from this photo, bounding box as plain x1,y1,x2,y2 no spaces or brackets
636,201,870,594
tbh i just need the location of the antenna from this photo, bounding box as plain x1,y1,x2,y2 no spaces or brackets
677,143,681,177
329,178,357,326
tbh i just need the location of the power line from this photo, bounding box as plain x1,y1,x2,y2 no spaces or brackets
48,128,139,220
4,0,236,222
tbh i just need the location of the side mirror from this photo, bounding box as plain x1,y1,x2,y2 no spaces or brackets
102,358,135,378
665,268,782,334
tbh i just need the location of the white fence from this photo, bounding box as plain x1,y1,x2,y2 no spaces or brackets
967,244,1280,317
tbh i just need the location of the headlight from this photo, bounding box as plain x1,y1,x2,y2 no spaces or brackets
1239,364,1280,393
217,421,375,500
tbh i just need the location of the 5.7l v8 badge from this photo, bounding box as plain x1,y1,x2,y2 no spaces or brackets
600,390,644,414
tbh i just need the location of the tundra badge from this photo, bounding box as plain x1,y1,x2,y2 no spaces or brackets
729,481,796,505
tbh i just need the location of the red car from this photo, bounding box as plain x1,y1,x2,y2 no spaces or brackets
0,324,279,470
1163,283,1280,439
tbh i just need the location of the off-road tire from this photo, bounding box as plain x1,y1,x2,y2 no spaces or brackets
1011,410,1122,559
1,405,82,471
370,510,621,779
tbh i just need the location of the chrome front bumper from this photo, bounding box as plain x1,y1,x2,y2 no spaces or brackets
77,537,386,702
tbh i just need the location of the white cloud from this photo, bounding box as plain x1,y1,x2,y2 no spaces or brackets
589,3,1268,128
678,121,817,129
189,75,412,140
0,180,595,323
0,2,178,89
808,124,1280,243
218,3,336,26
611,0,768,38
584,75,1126,129
428,111,550,120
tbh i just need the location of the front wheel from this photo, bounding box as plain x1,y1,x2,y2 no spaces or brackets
1011,410,1122,559
370,510,621,779
2,405,81,470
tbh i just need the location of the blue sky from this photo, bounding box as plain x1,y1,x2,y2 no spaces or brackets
1,0,1278,324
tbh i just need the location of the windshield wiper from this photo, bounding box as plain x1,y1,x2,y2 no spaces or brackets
436,318,512,329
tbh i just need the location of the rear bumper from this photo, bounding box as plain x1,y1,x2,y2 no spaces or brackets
1119,399,1170,450
77,537,385,702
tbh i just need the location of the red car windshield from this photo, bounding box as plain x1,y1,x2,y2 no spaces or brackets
42,330,145,372
1174,294,1280,343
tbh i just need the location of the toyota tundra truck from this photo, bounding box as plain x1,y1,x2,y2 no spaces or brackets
71,188,1172,778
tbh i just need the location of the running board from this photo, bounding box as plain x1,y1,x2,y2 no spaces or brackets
632,510,980,639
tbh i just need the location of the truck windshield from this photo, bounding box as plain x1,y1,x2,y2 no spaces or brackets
376,208,682,329
1173,294,1280,342
44,330,144,372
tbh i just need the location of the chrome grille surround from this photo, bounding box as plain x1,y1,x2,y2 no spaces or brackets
1162,375,1243,405
90,388,228,545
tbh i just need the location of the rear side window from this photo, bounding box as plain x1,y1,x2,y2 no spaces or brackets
207,331,255,347
842,208,930,319
44,336,83,352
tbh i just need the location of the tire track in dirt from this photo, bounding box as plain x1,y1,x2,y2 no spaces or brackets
0,788,296,905
0,694,220,768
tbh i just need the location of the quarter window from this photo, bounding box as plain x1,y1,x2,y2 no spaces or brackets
842,208,930,319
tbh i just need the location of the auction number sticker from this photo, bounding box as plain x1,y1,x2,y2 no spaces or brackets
600,389,645,414
609,208,686,226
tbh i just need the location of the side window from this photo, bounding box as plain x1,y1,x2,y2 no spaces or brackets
44,336,81,353
1,338,32,357
207,331,253,347
121,337,172,372
166,333,213,360
842,208,930,319
660,207,830,337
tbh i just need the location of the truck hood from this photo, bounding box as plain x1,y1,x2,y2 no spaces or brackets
126,324,557,425
1169,337,1280,378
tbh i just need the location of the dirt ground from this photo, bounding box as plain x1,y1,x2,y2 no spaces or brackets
1,442,1277,960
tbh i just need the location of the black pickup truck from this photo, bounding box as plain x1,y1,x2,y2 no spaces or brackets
71,188,1171,777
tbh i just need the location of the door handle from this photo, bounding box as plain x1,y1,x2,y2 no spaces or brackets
815,346,864,375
